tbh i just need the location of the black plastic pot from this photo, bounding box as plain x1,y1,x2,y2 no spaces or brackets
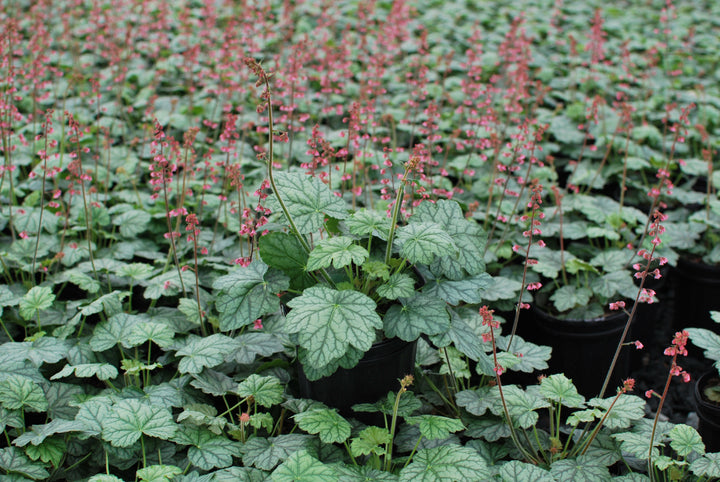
297,337,417,422
519,307,629,398
673,257,720,335
694,371,720,452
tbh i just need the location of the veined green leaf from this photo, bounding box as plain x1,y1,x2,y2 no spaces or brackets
113,209,151,237
399,445,490,481
0,446,50,480
126,321,175,348
423,273,492,304
259,232,312,289
395,222,456,265
233,332,285,364
271,449,336,482
549,455,611,481
90,313,144,351
550,285,593,312
405,415,465,441
306,236,368,271
498,460,551,481
294,408,351,444
456,387,494,417
24,437,66,467
496,335,551,373
690,453,720,478
539,373,585,408
237,374,284,407
50,363,118,381
384,294,449,341
213,261,289,331
588,394,645,430
136,464,183,482
177,334,238,374
242,434,312,471
412,200,487,278
500,385,550,428
101,399,176,447
266,171,348,234
669,424,705,456
173,425,241,470
115,262,154,280
376,272,415,300
285,286,381,371
350,426,391,457
19,286,55,321
346,209,391,239
0,375,47,412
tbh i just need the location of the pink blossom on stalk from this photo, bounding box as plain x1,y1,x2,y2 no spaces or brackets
253,319,263,330
609,301,626,311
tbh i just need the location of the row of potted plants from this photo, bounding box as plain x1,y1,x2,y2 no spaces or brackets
1,0,720,479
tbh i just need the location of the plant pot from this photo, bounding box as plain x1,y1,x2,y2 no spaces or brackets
672,257,720,358
519,306,629,398
297,337,417,422
694,371,720,452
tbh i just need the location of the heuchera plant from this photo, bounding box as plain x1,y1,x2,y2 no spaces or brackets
228,59,492,380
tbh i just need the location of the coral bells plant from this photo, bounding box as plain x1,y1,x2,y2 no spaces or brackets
228,59,492,380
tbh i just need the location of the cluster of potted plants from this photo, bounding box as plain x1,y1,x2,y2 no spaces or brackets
1,0,720,480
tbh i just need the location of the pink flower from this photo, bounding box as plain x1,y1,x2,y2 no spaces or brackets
240,412,250,423
609,301,626,311
645,389,655,399
253,319,263,330
634,340,644,350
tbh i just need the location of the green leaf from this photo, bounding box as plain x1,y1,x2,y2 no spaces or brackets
237,374,284,407
116,262,154,280
456,387,494,417
691,453,720,478
259,232,312,289
496,335,551,373
588,394,645,430
177,334,238,374
90,313,143,351
550,285,593,313
498,460,551,481
423,273,492,304
24,437,66,467
0,375,47,412
549,455,611,481
173,426,241,470
479,276,522,301
126,321,175,348
294,408,351,444
411,200,487,278
350,426,391,457
528,246,576,278
399,445,490,481
19,286,55,321
346,209,391,239
59,269,101,293
0,337,68,366
353,391,421,417
113,209,151,237
590,270,637,299
271,449,336,482
233,332,285,364
136,464,183,482
395,222,456,264
438,309,485,361
686,328,720,363
669,424,705,456
306,236,368,271
101,399,176,447
0,446,50,480
384,294,449,341
50,363,118,381
267,171,348,234
539,374,585,408
501,385,551,428
285,286,382,371
214,261,289,331
242,434,312,470
405,415,465,441
376,272,415,300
